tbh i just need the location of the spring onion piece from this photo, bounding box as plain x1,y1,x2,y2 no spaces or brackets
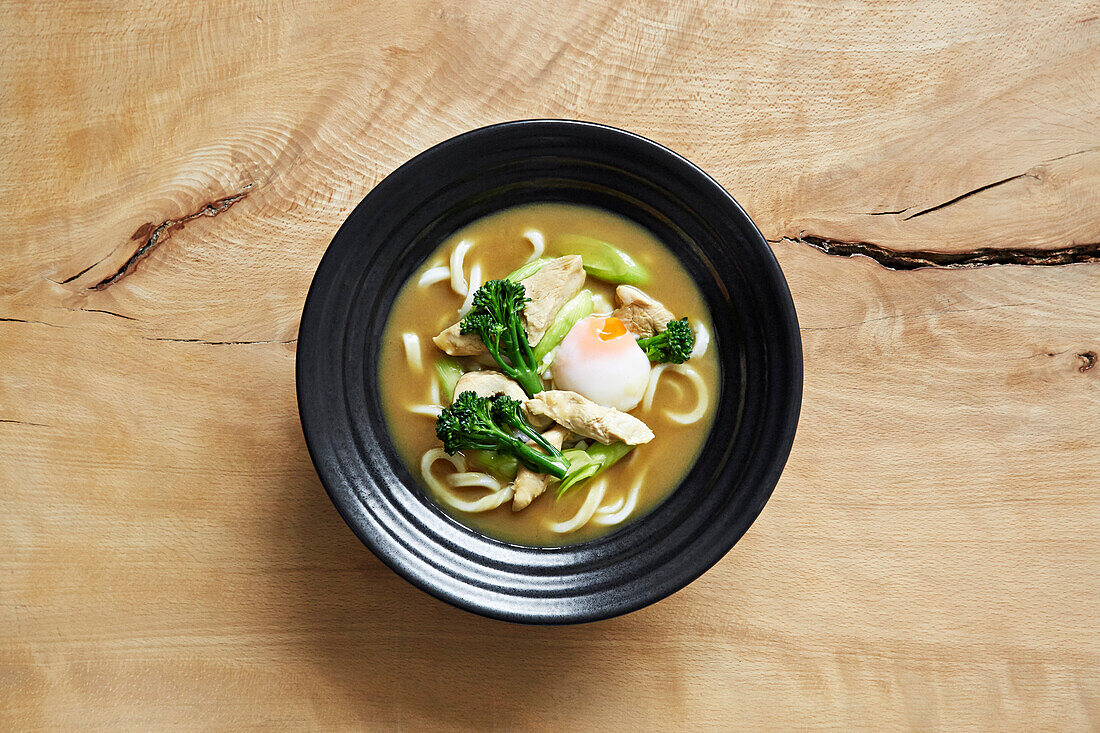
504,257,548,282
557,441,634,496
466,449,520,480
434,357,465,403
533,289,594,363
556,234,650,286
558,449,597,492
537,347,556,376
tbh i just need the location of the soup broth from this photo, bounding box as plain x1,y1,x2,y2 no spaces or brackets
378,203,719,545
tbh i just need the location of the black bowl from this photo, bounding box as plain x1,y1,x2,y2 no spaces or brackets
296,120,802,624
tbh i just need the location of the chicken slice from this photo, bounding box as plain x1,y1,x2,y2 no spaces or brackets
451,370,549,427
523,390,654,445
432,255,585,356
521,255,585,344
452,370,528,402
432,324,485,356
611,285,675,339
511,426,570,511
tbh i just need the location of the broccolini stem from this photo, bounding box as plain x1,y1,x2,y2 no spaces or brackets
515,444,569,478
512,367,543,397
507,316,543,396
459,279,546,396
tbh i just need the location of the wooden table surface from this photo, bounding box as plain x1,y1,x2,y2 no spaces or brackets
3,1,1098,729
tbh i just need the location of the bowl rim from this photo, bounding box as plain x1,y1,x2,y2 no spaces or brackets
296,119,803,624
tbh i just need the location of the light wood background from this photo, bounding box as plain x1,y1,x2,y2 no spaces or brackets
2,1,1098,730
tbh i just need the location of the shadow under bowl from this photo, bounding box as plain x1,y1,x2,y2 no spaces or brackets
296,120,802,624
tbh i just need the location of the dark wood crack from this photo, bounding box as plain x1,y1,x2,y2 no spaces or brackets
89,184,253,291
861,150,1094,219
1044,148,1096,163
0,317,64,327
59,257,106,284
0,418,50,427
901,173,1036,220
78,307,137,321
771,235,1100,270
141,336,297,345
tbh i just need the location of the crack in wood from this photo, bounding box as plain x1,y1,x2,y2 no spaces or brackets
0,317,64,327
59,257,106,284
78,307,137,321
771,235,1100,270
862,150,1094,218
901,173,1037,220
141,336,297,345
88,184,254,291
1043,148,1096,163
1023,349,1071,360
0,418,50,427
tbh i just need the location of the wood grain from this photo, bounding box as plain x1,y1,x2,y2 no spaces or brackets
2,0,1097,729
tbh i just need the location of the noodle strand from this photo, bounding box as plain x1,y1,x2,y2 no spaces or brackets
450,240,473,296
665,364,708,424
418,266,451,288
593,483,642,526
458,263,483,317
642,363,671,410
447,472,503,490
402,333,423,372
523,229,545,261
597,495,625,515
548,479,608,533
420,449,514,512
691,321,710,358
642,363,708,424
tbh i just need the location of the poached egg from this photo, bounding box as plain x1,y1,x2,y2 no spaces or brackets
551,315,651,411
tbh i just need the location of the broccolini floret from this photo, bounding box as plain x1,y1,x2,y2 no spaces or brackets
460,279,543,396
636,317,695,363
435,391,569,479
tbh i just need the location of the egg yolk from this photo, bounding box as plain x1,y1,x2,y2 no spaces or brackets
598,317,628,341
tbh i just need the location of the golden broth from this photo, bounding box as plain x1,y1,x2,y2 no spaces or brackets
378,203,719,545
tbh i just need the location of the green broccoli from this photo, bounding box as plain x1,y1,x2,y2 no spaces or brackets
460,279,543,397
435,391,570,479
636,317,696,364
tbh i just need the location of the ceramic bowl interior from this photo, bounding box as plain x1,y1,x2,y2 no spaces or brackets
296,120,802,624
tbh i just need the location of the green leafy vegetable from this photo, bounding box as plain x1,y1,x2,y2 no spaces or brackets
556,234,650,285
532,289,594,364
466,449,519,480
434,356,465,403
504,258,548,282
557,441,634,496
459,279,544,396
636,317,695,364
436,391,569,478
